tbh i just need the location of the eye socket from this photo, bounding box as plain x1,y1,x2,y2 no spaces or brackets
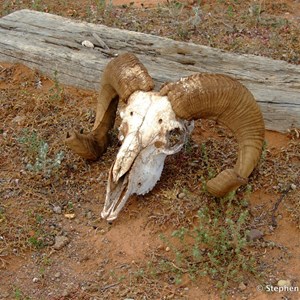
167,127,182,148
158,118,163,124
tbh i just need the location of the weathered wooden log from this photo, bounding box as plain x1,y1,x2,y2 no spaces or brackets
0,9,299,132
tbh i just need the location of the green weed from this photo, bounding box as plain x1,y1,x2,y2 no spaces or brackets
49,70,64,102
160,198,258,297
18,129,64,177
28,233,45,250
27,213,49,250
95,0,106,11
18,129,43,159
31,0,43,11
227,5,234,17
14,288,22,300
201,142,216,179
168,1,185,18
14,287,31,300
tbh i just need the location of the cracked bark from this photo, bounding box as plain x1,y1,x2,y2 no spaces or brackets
0,9,299,132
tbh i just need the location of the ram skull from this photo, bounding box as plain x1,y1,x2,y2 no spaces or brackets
101,91,193,221
66,53,265,222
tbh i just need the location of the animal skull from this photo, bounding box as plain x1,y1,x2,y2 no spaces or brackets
65,53,265,222
101,91,193,221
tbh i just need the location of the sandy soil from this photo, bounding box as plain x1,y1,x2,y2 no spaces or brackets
0,1,300,300
108,0,168,7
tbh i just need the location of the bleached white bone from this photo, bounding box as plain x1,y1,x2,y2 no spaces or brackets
101,91,193,221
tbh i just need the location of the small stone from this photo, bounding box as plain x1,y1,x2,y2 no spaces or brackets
12,115,26,125
247,229,264,241
52,206,62,214
277,279,291,287
238,282,247,291
32,277,39,283
82,40,94,48
64,213,75,219
54,272,61,278
165,246,170,252
177,192,186,199
86,211,93,219
53,235,69,250
291,184,296,190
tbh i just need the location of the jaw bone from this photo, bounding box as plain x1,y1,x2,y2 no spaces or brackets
101,91,193,222
101,145,167,222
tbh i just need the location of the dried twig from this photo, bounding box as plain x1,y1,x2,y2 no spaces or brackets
92,32,109,50
271,184,292,228
0,256,8,268
100,282,119,291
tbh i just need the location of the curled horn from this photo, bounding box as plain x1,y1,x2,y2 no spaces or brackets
65,53,154,160
160,74,265,197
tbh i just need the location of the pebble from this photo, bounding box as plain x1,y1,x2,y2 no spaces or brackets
32,277,39,283
54,272,61,278
238,282,247,291
12,115,26,125
165,246,170,252
177,192,186,199
53,235,70,250
291,184,296,190
52,205,62,214
86,211,93,219
64,213,76,219
82,40,94,48
277,279,291,287
246,229,264,241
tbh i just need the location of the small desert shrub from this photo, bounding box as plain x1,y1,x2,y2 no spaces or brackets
18,129,64,177
160,195,257,297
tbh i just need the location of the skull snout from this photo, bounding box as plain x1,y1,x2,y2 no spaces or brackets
112,132,141,182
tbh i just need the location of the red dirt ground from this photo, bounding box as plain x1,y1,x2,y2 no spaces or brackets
1,1,300,300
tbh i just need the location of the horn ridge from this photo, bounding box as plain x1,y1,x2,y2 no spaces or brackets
160,73,265,197
66,53,154,160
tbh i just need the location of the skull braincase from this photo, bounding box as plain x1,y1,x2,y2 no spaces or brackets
101,91,193,221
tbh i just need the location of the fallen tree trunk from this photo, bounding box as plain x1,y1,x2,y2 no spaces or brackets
0,9,299,132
